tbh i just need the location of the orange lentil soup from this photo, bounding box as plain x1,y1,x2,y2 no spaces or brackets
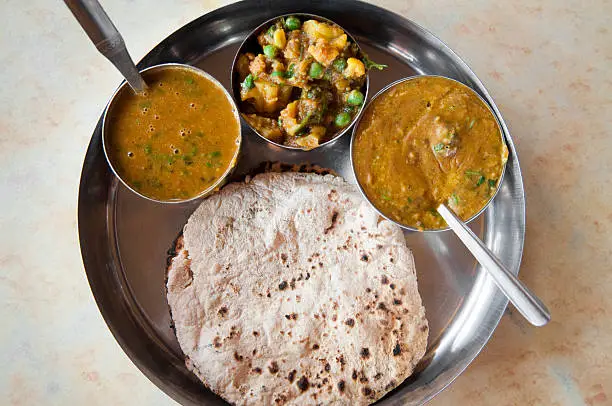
105,66,240,201
353,76,508,230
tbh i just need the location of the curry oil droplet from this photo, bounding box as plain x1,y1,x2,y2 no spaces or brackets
127,151,134,158
175,92,180,95
190,103,196,108
158,82,163,87
174,149,180,154
154,115,160,120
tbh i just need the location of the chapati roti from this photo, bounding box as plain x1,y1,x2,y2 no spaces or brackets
166,172,428,405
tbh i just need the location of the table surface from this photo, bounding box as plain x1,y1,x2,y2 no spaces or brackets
1,0,610,405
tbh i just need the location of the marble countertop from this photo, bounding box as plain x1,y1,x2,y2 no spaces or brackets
1,0,610,404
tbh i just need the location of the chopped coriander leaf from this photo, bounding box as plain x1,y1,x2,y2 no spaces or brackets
362,54,387,70
468,118,476,129
381,192,391,201
433,143,445,152
451,193,459,205
476,175,485,186
488,179,497,188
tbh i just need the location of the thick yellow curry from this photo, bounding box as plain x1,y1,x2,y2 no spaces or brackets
106,66,240,201
353,76,508,230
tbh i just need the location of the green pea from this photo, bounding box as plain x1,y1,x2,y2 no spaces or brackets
309,62,324,79
242,74,255,90
335,112,351,127
285,16,301,31
347,90,364,105
263,45,277,58
333,58,347,72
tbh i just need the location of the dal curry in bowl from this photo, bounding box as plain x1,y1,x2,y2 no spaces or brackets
231,14,384,151
103,64,241,203
351,76,508,231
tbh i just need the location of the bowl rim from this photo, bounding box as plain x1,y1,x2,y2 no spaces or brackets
101,63,242,204
229,12,370,151
350,74,508,232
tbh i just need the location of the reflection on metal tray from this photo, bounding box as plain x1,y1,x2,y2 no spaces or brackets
78,1,525,404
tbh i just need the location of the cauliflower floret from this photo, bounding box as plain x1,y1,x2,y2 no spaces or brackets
308,38,339,67
344,57,365,79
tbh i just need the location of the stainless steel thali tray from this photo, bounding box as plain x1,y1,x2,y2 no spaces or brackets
78,1,526,404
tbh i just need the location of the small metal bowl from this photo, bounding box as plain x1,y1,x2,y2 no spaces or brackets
350,75,508,232
230,13,369,151
102,63,242,204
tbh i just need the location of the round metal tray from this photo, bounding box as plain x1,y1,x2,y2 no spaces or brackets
78,1,525,404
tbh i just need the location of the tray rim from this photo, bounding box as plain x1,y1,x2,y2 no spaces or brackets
77,1,526,404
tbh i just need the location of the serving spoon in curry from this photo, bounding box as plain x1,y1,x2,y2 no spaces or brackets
64,0,147,93
351,76,551,327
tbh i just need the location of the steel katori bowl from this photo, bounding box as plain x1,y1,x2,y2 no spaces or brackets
230,13,369,151
102,63,242,204
350,75,509,232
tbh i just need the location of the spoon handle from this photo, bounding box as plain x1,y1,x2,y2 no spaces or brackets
437,204,550,327
64,0,147,93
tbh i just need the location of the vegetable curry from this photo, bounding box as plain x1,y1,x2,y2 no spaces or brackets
106,66,240,201
236,16,384,150
353,76,508,230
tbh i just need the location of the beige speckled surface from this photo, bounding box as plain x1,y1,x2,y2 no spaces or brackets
1,0,610,405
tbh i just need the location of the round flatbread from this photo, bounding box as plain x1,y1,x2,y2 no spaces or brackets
166,172,428,405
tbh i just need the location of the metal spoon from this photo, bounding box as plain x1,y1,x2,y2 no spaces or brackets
64,0,147,93
437,204,550,326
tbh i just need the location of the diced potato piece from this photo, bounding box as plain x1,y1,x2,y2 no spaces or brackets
302,20,344,40
329,34,347,50
254,80,280,112
273,28,287,49
308,38,339,67
241,80,284,114
243,114,283,143
308,125,327,140
344,57,366,79
284,37,301,60
294,135,319,150
280,101,301,135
